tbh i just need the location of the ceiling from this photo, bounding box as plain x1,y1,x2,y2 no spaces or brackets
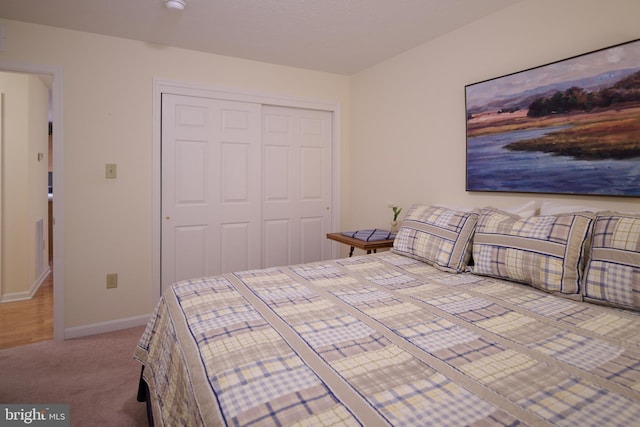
0,0,520,75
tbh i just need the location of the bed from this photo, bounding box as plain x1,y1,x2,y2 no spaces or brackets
135,204,640,426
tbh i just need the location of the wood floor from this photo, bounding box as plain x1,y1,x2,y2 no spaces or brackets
0,271,53,349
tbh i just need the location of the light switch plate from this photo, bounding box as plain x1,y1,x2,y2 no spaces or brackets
105,163,117,179
0,23,6,52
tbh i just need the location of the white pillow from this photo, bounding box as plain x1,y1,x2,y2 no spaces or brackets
501,201,537,217
433,203,475,212
540,200,597,216
434,201,536,217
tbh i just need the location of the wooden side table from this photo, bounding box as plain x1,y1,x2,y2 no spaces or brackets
326,232,395,257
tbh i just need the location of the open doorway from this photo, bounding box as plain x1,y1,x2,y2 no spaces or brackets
0,61,64,344
0,71,51,348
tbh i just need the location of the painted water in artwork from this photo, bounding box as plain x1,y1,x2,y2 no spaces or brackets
465,39,640,196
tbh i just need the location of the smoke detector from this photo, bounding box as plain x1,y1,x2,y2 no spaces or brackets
165,0,186,10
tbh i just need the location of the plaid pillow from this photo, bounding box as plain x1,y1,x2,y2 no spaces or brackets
392,205,478,273
583,212,640,311
471,208,593,294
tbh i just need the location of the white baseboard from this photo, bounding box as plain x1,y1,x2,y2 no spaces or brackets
0,266,51,303
64,314,150,340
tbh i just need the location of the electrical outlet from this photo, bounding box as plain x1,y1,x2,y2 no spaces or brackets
106,273,118,289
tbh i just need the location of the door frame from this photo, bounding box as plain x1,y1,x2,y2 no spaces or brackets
0,60,65,341
152,79,341,303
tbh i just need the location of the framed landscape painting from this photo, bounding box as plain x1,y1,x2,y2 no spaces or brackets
465,38,640,196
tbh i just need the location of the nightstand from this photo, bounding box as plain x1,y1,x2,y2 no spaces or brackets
326,231,395,257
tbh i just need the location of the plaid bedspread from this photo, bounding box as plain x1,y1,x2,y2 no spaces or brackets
135,252,640,426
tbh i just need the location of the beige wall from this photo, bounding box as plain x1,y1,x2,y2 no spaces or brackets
349,0,640,233
0,72,49,298
0,19,350,330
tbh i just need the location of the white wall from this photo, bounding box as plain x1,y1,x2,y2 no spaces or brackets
0,19,350,331
349,0,640,234
0,72,49,298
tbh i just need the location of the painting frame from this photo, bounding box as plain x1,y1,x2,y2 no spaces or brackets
465,38,640,197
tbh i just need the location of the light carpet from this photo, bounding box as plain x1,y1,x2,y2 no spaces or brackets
0,325,148,426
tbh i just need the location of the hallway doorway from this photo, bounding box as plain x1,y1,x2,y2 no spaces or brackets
0,61,64,343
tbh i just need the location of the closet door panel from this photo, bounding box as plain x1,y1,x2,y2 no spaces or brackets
162,94,261,291
262,106,332,267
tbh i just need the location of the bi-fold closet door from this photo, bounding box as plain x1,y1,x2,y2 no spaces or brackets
161,94,333,291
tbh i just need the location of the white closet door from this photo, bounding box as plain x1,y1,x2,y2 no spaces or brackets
161,94,262,290
262,106,333,267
